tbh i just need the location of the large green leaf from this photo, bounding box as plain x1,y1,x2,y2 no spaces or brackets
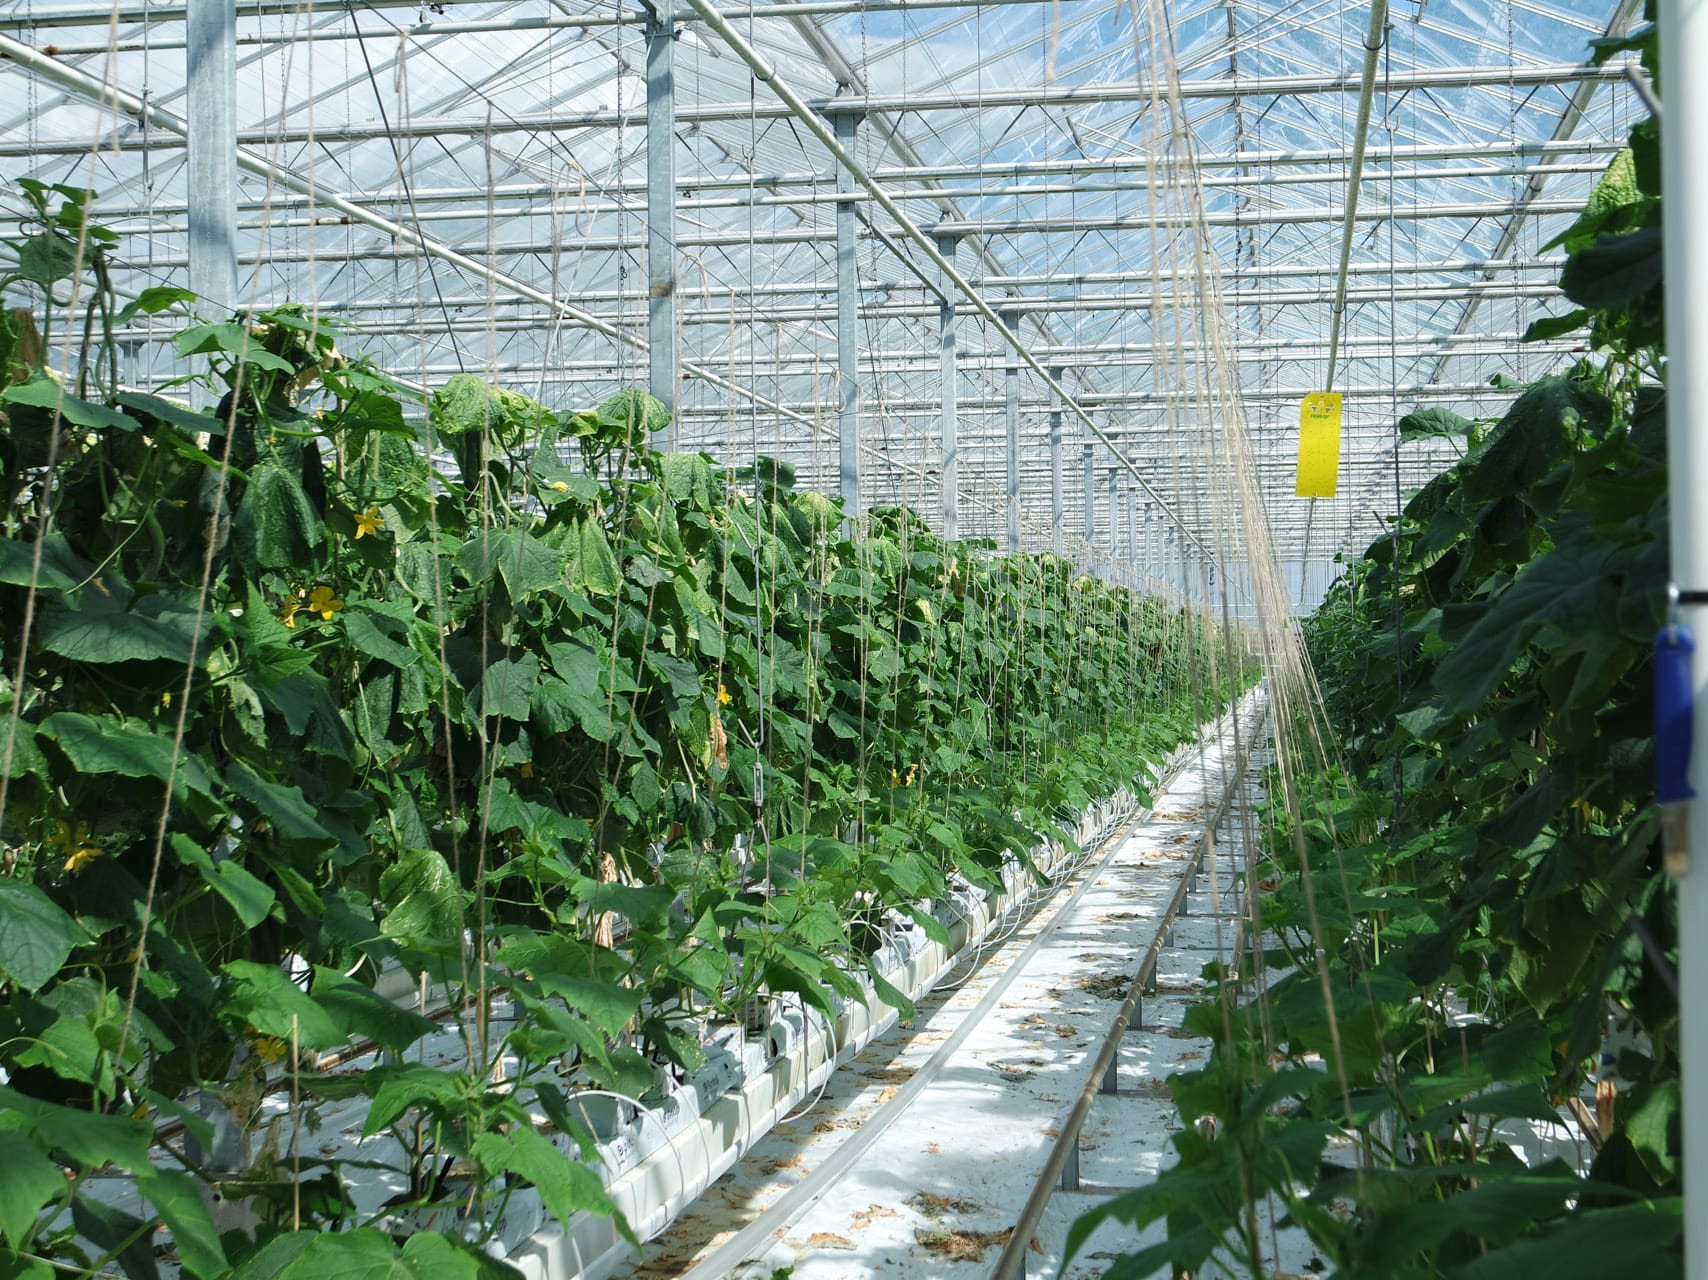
36,591,209,666
0,1130,68,1248
0,881,83,992
224,762,336,843
1560,226,1663,311
361,1063,470,1134
37,712,216,799
1,373,133,431
571,517,621,595
471,1125,629,1242
170,835,275,929
1453,1200,1681,1279
1430,526,1621,713
1398,406,1474,443
134,1168,226,1280
0,1084,151,1168
0,534,93,592
378,847,466,951
220,962,434,1054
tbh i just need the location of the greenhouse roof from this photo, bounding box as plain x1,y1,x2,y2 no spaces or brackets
0,0,1643,610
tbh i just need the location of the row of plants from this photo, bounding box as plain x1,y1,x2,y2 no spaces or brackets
0,180,1234,1279
1070,11,1680,1278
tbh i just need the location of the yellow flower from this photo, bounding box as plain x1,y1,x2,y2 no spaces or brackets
906,763,918,786
353,506,385,539
278,596,302,629
252,1036,287,1065
520,761,534,779
717,684,732,706
49,820,102,874
308,585,344,620
549,481,569,493
890,768,900,787
160,691,172,709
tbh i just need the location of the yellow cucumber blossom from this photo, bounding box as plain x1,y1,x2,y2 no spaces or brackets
353,506,385,539
252,1035,288,1065
717,684,732,706
308,585,344,620
49,820,102,874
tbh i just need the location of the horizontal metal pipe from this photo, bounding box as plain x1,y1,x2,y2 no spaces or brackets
243,334,1578,380
52,160,1605,220
62,197,1588,264
50,136,1620,188
9,62,1619,144
7,0,1087,32
289,281,1562,328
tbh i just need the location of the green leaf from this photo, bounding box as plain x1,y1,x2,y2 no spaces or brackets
1454,1200,1681,1279
572,517,621,596
134,1168,226,1280
379,848,466,951
220,960,344,1049
471,1125,630,1243
1398,406,1474,443
14,233,79,288
224,762,336,843
1523,310,1591,343
38,712,217,799
361,1063,469,1134
0,373,134,431
114,287,197,326
72,1194,157,1280
0,881,83,992
1560,226,1663,311
111,391,223,437
170,834,275,929
524,974,643,1038
481,655,539,722
0,1085,152,1169
37,589,209,666
304,966,436,1056
0,534,92,592
593,388,670,441
0,1131,68,1248
343,604,420,670
239,461,325,570
221,962,433,1054
175,323,294,373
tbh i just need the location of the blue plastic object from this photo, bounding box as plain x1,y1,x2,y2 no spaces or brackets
1656,625,1696,804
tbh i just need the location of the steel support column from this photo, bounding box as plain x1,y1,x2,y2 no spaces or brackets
1082,443,1095,550
186,0,238,315
1106,469,1118,557
1004,310,1021,552
1049,365,1064,551
645,0,679,447
833,110,863,522
1662,3,1708,1275
937,233,959,541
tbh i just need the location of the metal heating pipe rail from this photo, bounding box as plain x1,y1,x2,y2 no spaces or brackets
988,707,1267,1280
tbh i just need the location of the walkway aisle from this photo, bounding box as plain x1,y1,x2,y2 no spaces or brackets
616,695,1272,1280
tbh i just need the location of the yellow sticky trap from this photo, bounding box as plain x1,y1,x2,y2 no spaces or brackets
1295,392,1343,498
